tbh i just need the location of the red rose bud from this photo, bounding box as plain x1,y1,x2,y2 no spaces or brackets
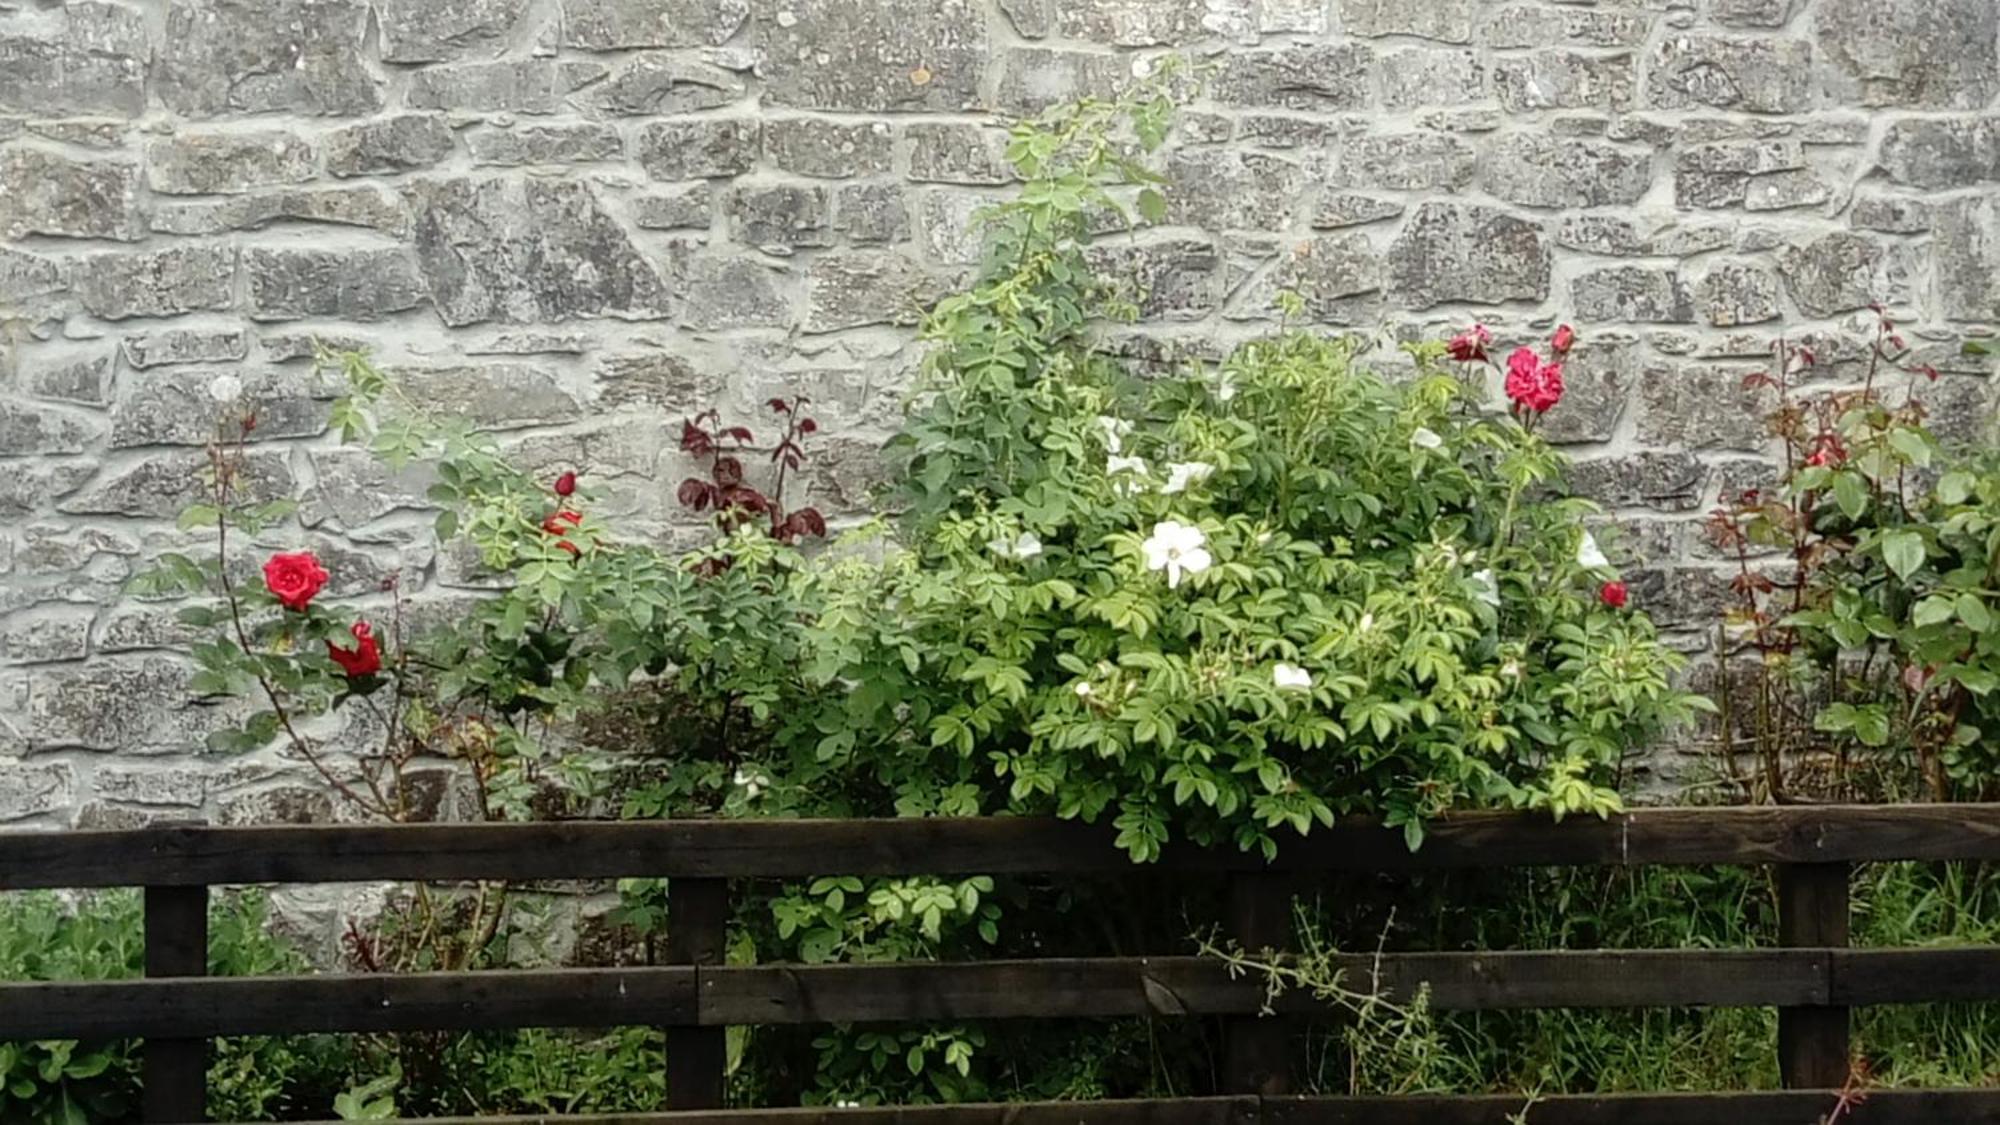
1805,450,1830,468
1445,324,1492,363
1600,580,1629,610
327,621,382,678
541,512,582,556
554,471,577,497
1551,324,1575,356
262,551,329,612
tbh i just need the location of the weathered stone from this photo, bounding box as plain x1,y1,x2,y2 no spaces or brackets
1231,233,1381,322
1481,134,1651,208
245,247,427,322
1932,195,2000,322
1211,45,1372,112
1492,52,1633,112
1645,35,1814,114
0,148,139,241
804,251,957,332
582,54,746,115
1165,149,1308,230
23,353,112,405
219,786,335,825
0,590,93,651
1778,232,1915,317
1815,0,1997,109
764,118,894,178
325,115,457,177
1638,365,1769,450
994,48,1130,114
0,246,67,304
0,462,97,519
376,0,535,62
405,60,606,115
260,331,373,363
1236,115,1350,150
561,0,748,48
1340,0,1472,42
1377,49,1488,110
1052,0,1207,45
1328,132,1477,191
1537,338,1632,445
758,0,987,111
1675,139,1805,207
834,183,909,244
467,123,622,166
299,447,435,529
912,189,992,264
0,0,147,117
1082,237,1222,320
1877,116,2000,189
73,245,237,320
1556,215,1649,256
406,177,675,326
682,256,794,330
27,657,206,751
92,764,213,807
1484,6,1651,49
148,186,412,237
632,185,714,230
1850,195,1930,234
0,761,71,821
110,367,325,448
156,0,379,117
726,184,832,249
145,132,315,195
594,351,721,411
906,122,1013,185
1569,451,1710,512
996,0,1055,37
636,118,760,179
1741,169,1832,212
1573,267,1694,324
0,399,102,455
1714,0,1801,27
1386,202,1549,309
1311,193,1403,229
1695,262,1781,327
387,363,580,430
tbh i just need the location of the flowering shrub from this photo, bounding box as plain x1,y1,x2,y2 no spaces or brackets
1708,316,2000,800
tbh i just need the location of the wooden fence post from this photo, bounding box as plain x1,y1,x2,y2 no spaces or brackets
665,876,730,1110
1776,862,1850,1088
142,878,209,1123
1223,870,1293,1096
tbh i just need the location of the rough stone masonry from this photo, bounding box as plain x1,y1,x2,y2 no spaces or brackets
1,0,1998,828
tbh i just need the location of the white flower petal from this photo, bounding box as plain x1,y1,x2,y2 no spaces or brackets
1163,461,1214,495
1470,568,1500,607
1273,663,1313,691
1096,415,1133,454
1410,426,1443,450
1014,531,1043,559
207,374,243,404
1577,531,1609,570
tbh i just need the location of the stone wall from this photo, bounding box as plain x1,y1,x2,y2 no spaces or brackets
2,0,1998,827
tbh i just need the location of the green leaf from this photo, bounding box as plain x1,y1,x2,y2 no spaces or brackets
1833,473,1869,521
1938,470,1976,505
1958,593,1993,632
1888,428,1932,467
1882,530,1925,580
1135,187,1167,224
1914,596,1956,628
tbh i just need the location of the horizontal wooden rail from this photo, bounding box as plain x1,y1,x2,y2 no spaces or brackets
6,806,2000,889
9,947,2000,1040
262,1089,2000,1125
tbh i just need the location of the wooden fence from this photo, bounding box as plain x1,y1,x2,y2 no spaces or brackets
5,806,2000,1124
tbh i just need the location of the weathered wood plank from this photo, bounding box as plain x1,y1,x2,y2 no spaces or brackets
667,878,730,1111
1831,947,2000,1004
0,967,696,1039
142,882,209,1124
1,950,1847,1042
1222,872,1294,1096
1776,863,1851,1089
253,1089,2000,1125
9,806,2000,889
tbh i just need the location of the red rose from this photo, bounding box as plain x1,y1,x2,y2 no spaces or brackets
554,471,577,497
542,511,583,556
1551,324,1576,356
1600,581,1630,610
1503,347,1564,414
1445,324,1492,363
263,551,328,611
327,621,382,678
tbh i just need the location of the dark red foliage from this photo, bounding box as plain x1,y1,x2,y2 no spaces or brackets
675,394,826,557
